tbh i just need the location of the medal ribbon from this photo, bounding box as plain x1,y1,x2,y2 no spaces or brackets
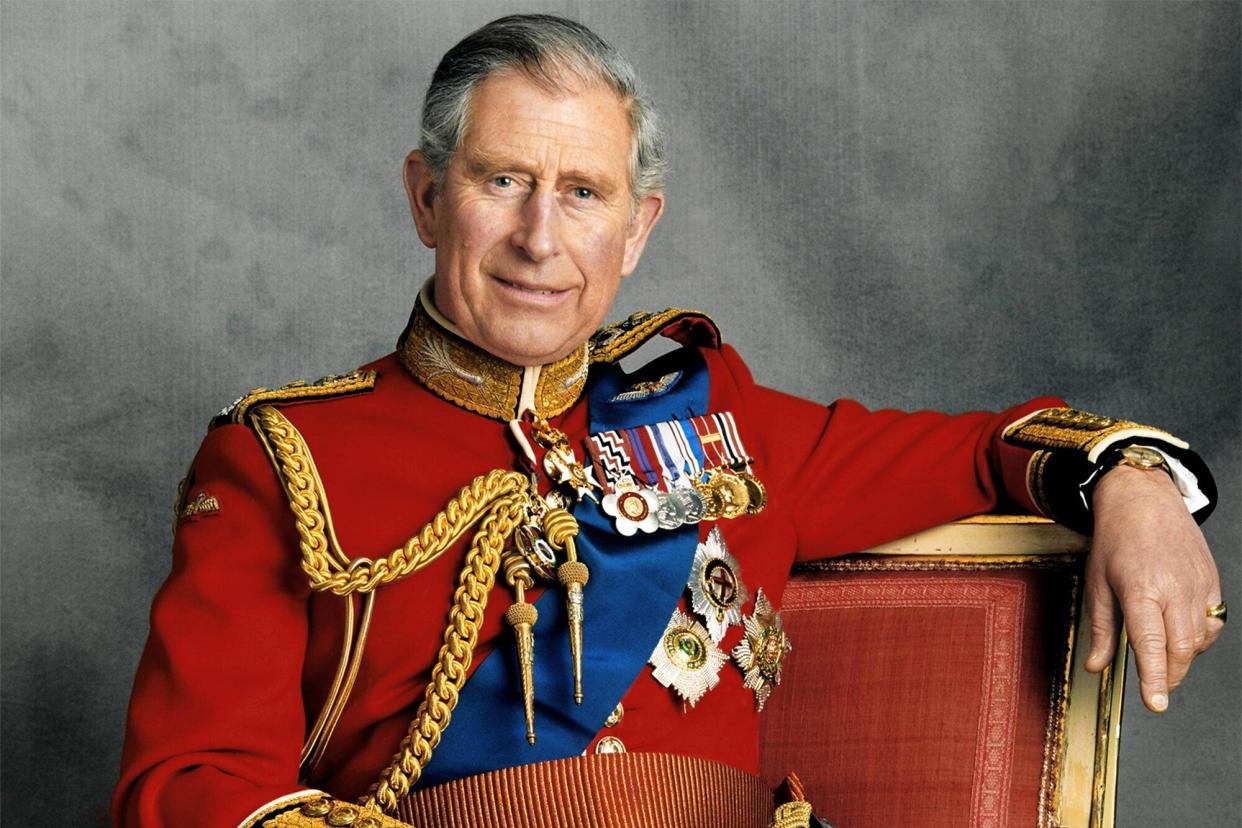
587,412,748,495
623,427,661,487
647,423,683,485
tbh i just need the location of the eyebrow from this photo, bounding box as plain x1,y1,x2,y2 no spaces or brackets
463,148,622,196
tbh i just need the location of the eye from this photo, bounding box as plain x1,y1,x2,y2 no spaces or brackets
493,176,514,188
573,187,594,200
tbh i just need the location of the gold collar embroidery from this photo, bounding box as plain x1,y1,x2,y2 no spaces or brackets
397,284,590,421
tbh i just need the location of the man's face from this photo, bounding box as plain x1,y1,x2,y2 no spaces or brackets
405,70,664,366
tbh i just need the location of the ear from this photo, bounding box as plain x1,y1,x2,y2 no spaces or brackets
403,149,439,248
619,192,665,278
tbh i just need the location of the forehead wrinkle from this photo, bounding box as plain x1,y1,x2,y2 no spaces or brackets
460,72,633,194
466,129,623,191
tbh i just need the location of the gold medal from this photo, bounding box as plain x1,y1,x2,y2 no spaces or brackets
694,477,723,520
708,470,750,519
649,610,727,707
737,472,767,515
687,527,748,642
731,588,792,712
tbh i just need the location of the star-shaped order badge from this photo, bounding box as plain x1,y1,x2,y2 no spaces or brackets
688,526,748,642
649,609,727,707
731,588,792,712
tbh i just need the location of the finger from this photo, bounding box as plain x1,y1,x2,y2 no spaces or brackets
1085,574,1121,673
1163,604,1200,694
1204,595,1226,647
1125,597,1169,713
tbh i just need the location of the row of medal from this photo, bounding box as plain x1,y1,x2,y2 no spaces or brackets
587,412,767,536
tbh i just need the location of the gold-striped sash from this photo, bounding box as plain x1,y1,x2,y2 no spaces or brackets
395,752,775,828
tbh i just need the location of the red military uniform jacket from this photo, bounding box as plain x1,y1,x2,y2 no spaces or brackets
114,292,1201,827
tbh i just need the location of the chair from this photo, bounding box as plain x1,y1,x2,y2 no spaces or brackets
759,516,1126,828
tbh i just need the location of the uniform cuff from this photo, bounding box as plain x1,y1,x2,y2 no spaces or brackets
238,790,326,828
1004,407,1216,533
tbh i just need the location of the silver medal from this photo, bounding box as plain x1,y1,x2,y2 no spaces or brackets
655,490,688,529
671,486,707,524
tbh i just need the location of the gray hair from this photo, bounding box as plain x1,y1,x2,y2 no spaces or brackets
419,14,666,201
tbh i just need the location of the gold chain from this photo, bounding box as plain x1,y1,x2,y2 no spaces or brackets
364,492,526,813
250,406,530,595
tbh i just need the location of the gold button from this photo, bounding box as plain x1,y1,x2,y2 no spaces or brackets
356,818,383,828
604,702,624,728
595,735,626,754
327,804,358,826
301,798,333,817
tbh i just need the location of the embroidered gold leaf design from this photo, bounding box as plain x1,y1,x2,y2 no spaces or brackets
419,335,485,386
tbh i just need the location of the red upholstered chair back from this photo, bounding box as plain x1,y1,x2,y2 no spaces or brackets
759,517,1125,828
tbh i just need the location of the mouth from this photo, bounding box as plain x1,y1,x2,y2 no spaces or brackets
492,275,572,304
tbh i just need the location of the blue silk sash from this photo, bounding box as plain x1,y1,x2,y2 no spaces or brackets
419,347,710,786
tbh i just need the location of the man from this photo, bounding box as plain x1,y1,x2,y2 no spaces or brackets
114,14,1223,828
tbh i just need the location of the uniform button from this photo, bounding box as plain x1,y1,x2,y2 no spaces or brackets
604,702,624,728
301,798,333,817
356,818,383,828
595,735,626,754
326,804,358,825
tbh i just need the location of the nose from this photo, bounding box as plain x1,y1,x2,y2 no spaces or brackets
510,188,560,262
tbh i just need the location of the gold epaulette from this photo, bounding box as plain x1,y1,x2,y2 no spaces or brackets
1002,406,1187,463
212,369,377,428
589,309,720,364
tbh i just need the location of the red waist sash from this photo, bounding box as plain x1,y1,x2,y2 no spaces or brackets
395,752,776,828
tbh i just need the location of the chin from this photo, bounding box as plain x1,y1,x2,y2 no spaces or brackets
482,332,572,366
476,313,583,362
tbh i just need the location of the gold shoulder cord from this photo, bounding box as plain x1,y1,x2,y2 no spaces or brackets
249,405,579,818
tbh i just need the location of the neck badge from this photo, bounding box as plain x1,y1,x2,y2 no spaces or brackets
688,527,748,642
731,588,792,712
649,609,727,707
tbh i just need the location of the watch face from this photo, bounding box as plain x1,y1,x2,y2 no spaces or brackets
1120,445,1167,469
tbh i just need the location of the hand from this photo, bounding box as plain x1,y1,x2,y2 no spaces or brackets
1085,464,1223,712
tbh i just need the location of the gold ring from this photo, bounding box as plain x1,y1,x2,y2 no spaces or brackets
1206,602,1227,623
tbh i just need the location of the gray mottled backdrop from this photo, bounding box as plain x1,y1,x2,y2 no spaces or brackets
2,1,1238,824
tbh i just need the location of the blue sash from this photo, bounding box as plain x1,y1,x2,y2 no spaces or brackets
419,348,710,786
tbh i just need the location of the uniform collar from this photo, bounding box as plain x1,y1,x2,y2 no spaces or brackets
397,280,590,421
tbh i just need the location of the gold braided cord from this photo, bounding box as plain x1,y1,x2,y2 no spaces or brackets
249,405,530,596
365,493,527,814
299,594,356,771
769,802,814,828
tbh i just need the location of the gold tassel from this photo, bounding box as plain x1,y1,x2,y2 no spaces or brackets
543,508,588,704
503,554,538,744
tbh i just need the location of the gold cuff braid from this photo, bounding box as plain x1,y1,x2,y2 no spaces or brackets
260,795,410,827
1002,407,1185,464
769,802,815,828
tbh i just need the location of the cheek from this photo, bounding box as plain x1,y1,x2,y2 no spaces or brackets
447,201,512,259
572,224,628,276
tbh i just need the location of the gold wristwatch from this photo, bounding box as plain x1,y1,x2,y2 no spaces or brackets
1079,443,1176,511
1111,444,1173,476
